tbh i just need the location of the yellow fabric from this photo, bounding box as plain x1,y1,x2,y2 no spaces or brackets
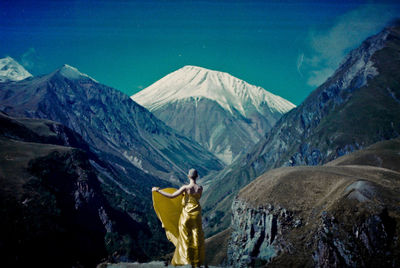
153,188,205,266
152,188,183,246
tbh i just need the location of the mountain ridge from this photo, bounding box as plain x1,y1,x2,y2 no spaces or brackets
0,63,224,183
0,111,177,266
202,25,400,236
0,56,32,82
55,64,98,82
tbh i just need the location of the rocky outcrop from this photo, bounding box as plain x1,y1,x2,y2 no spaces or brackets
226,138,400,267
313,209,397,268
228,187,399,268
228,200,300,267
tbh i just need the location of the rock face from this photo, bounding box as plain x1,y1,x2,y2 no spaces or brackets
202,25,400,235
313,207,397,268
229,199,399,268
0,112,176,266
226,138,400,267
228,201,296,267
132,66,295,164
0,64,223,184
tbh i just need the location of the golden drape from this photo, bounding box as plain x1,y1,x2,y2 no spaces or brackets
153,188,205,266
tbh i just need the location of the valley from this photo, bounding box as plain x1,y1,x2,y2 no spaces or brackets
1,23,400,268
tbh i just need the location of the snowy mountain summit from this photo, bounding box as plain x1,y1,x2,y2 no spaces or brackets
0,57,32,82
133,65,295,117
56,64,97,82
132,66,295,164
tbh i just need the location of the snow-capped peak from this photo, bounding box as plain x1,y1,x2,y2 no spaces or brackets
0,56,32,82
57,64,97,82
132,65,295,116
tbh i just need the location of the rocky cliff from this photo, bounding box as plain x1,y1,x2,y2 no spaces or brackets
227,138,400,267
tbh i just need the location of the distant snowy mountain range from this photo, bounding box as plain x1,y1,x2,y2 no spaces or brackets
0,59,224,263
0,61,224,184
132,65,295,163
0,57,32,82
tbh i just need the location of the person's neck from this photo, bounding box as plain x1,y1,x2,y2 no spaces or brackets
189,178,196,185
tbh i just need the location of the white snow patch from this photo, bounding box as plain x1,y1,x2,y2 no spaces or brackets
0,56,32,82
115,163,128,175
123,151,148,173
208,124,226,151
215,145,233,165
59,64,98,82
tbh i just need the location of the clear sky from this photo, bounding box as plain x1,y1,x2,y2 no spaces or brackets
1,0,400,105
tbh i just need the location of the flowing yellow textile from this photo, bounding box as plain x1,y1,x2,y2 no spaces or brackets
152,188,205,266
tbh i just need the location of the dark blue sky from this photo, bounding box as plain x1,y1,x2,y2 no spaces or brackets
1,0,399,104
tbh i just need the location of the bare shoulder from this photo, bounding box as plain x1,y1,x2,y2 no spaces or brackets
179,185,188,192
180,184,191,193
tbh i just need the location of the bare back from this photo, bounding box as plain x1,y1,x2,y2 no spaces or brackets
185,183,203,197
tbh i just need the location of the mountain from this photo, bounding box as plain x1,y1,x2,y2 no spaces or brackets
202,25,400,235
0,111,174,266
0,63,223,184
227,137,400,267
132,66,295,164
0,56,32,82
0,62,225,264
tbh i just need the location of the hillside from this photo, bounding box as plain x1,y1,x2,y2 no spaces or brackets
201,25,400,236
0,112,175,266
226,137,400,267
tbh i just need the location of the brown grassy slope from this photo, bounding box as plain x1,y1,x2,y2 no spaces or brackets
204,228,232,266
0,137,72,198
0,110,85,199
326,138,400,172
239,164,400,215
206,137,400,266
239,137,400,220
236,138,400,266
